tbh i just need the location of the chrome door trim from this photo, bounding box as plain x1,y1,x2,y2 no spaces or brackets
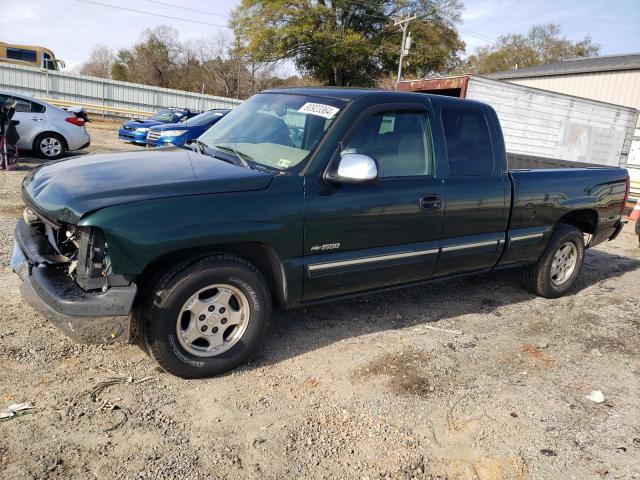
440,240,498,252
308,248,439,273
510,232,544,242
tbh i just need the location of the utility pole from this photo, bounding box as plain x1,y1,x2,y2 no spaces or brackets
394,13,417,90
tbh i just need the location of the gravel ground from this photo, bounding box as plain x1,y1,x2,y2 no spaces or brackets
1,121,639,479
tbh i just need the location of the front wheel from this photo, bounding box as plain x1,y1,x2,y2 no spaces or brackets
523,224,585,298
143,255,271,378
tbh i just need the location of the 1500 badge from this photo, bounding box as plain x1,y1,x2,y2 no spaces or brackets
310,243,341,252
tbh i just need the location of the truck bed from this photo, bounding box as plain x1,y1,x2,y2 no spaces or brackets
507,152,604,170
508,166,627,240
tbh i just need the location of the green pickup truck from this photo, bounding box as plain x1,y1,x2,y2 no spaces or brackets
11,88,630,378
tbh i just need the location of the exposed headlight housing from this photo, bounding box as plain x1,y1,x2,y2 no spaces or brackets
23,207,39,225
75,227,110,291
136,127,149,133
160,130,188,137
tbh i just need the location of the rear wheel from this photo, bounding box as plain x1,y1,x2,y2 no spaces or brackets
143,255,271,378
34,133,66,160
523,224,585,298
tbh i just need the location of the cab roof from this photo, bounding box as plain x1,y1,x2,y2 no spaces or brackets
261,86,489,110
262,87,394,101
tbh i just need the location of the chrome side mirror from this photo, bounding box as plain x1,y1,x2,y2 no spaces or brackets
325,153,378,184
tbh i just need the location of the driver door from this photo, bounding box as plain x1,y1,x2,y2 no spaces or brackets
302,104,444,301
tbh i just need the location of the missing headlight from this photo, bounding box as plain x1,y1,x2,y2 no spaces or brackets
75,227,109,291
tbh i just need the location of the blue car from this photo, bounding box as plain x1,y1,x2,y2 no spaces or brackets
118,108,201,145
145,109,230,147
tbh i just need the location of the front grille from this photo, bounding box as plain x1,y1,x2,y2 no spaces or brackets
147,130,162,140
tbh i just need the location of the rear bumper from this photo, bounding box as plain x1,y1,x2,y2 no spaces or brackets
66,129,91,151
11,221,136,344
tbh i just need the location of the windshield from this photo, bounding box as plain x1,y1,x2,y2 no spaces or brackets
198,93,346,171
185,110,226,126
151,110,182,123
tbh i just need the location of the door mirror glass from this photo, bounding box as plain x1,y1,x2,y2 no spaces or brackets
327,153,378,184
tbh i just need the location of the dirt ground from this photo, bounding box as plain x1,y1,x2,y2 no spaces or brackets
1,121,639,480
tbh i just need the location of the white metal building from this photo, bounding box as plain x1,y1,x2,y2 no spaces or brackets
486,53,640,197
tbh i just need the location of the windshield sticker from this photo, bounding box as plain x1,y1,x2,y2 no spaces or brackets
299,102,340,119
277,159,293,168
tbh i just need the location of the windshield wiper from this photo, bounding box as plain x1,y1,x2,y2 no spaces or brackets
212,144,252,169
184,140,243,168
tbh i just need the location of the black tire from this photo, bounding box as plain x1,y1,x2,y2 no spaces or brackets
143,254,271,378
34,132,67,160
523,224,585,298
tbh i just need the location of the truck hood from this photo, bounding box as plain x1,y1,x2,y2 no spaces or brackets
22,149,273,224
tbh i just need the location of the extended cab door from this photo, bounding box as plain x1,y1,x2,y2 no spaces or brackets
302,103,445,301
432,105,510,277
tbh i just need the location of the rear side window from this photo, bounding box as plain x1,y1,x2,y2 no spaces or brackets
442,108,494,176
7,48,37,63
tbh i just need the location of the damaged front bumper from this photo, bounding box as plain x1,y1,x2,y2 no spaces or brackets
11,220,137,344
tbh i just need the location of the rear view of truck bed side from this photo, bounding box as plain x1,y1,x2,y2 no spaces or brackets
499,167,629,269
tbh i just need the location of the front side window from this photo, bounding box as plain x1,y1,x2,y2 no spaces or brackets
199,93,346,171
43,52,56,70
0,95,44,113
342,110,434,177
442,108,494,176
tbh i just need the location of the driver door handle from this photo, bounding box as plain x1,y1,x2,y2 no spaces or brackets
420,195,442,210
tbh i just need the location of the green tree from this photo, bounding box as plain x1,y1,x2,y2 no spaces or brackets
231,0,465,86
467,23,599,74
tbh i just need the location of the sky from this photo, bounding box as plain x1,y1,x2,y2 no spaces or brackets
1,0,638,70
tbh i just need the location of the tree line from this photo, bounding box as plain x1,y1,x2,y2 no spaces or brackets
78,0,600,99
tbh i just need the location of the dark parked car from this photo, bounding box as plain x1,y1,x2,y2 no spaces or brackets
118,108,200,145
12,88,630,378
145,109,230,147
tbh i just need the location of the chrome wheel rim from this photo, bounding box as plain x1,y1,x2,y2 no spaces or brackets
550,242,578,286
176,284,250,357
40,137,62,157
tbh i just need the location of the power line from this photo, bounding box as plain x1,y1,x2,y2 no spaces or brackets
459,28,496,43
77,0,497,46
145,0,230,19
75,0,231,28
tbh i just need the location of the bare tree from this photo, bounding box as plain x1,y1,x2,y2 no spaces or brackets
90,25,309,98
79,45,115,78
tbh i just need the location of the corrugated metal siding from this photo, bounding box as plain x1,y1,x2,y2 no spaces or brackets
628,128,640,198
505,70,640,196
0,62,242,114
466,76,638,167
506,70,640,128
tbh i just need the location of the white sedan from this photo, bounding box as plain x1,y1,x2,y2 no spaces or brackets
0,90,90,160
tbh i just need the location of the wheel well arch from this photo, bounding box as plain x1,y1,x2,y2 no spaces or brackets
135,242,288,309
556,208,598,242
33,131,68,151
